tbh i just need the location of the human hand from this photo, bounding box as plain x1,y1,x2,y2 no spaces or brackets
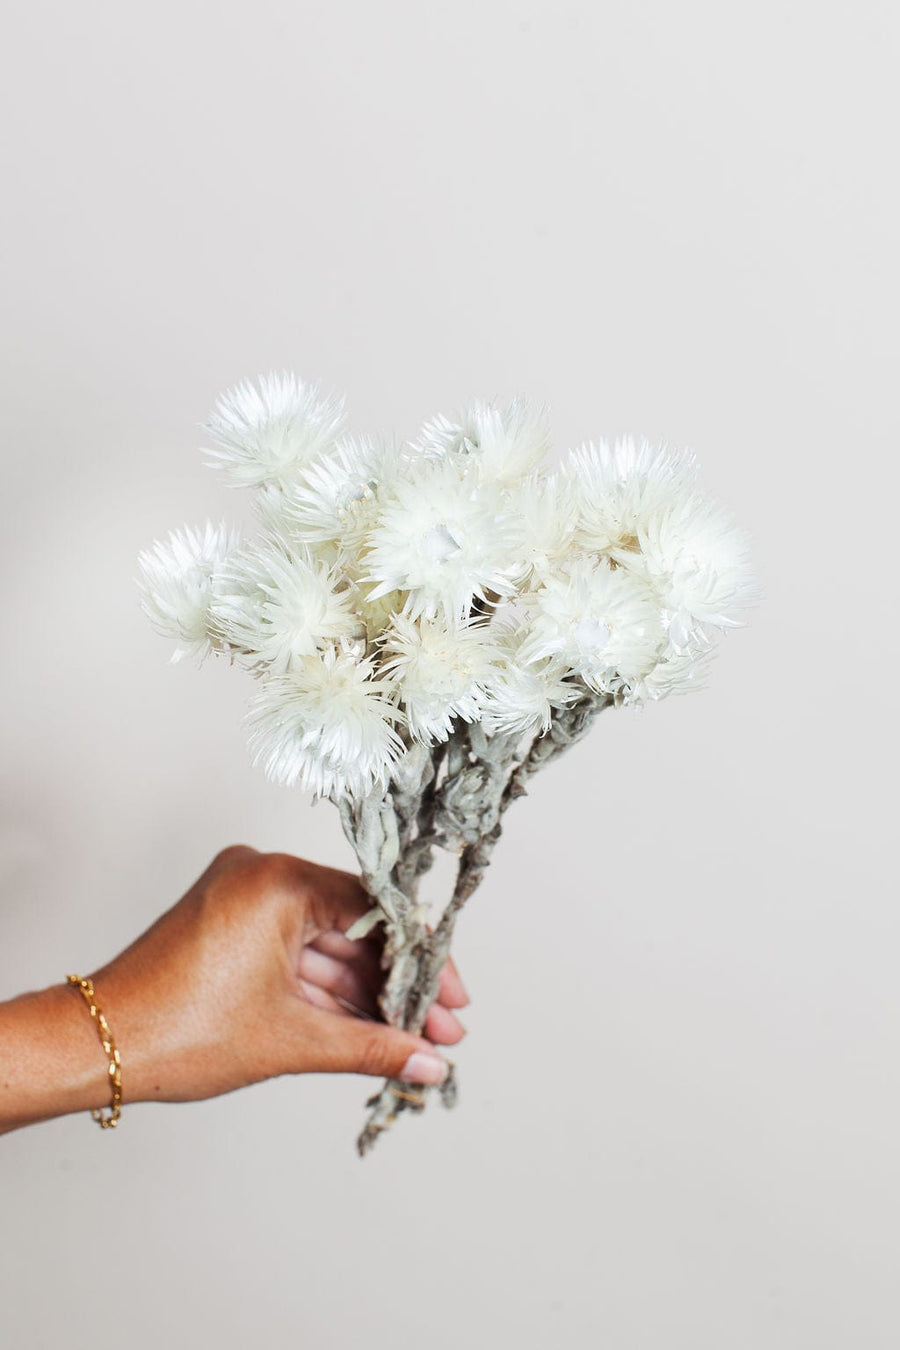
91,845,467,1106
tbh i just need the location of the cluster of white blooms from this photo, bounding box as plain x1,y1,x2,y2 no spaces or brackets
138,374,755,799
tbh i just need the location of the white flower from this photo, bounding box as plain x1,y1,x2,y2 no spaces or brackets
380,613,498,744
246,644,405,799
211,541,363,673
508,472,579,587
519,558,663,695
253,483,304,541
414,397,550,485
137,521,240,663
637,492,757,647
362,459,518,620
567,438,698,556
141,382,755,764
632,645,713,703
282,435,399,555
204,372,346,490
481,625,579,736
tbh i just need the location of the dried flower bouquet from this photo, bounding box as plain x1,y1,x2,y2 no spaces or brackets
139,374,755,1153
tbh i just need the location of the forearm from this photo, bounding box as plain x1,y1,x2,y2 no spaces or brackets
0,965,237,1133
0,982,112,1135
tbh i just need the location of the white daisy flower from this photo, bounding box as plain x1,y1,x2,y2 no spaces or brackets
211,541,363,673
253,483,307,543
508,471,579,588
380,613,498,744
137,521,240,663
414,397,551,485
519,558,663,695
481,624,579,736
282,434,399,555
637,492,757,647
246,644,405,800
632,644,714,703
362,459,518,621
567,438,698,556
204,372,346,490
252,483,347,568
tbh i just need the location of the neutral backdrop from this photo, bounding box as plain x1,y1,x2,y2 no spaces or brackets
1,3,897,1347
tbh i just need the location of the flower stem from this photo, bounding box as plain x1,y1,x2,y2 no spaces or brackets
344,695,611,1155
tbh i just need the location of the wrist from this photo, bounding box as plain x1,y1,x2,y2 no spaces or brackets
86,961,165,1107
0,983,114,1133
88,958,225,1106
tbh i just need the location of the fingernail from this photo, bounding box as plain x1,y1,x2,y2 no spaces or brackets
400,1051,449,1086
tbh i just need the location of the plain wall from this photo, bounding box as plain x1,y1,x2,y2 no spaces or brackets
1,3,898,1347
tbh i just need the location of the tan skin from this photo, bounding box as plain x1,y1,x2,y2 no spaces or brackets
0,846,468,1135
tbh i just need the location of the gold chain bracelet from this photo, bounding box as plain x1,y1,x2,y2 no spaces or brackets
66,975,123,1129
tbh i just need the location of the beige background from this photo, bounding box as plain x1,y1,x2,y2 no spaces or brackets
1,2,898,1346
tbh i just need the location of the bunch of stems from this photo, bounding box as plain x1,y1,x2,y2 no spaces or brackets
339,693,609,1155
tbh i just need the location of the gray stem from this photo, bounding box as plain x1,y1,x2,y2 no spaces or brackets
338,694,610,1155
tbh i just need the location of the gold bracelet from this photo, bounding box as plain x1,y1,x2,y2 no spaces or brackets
66,975,123,1129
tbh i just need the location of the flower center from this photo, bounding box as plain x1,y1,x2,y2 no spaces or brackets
574,614,610,654
421,523,461,564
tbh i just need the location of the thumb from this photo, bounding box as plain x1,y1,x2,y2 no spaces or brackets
303,1009,450,1085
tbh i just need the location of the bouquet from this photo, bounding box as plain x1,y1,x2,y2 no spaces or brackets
138,373,755,1153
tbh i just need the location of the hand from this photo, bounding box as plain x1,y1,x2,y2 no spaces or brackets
91,845,467,1106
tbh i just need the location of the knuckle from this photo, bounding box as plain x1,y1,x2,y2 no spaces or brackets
255,851,312,895
356,1032,395,1079
213,843,258,869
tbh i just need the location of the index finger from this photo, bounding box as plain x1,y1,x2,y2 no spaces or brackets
303,861,374,936
306,860,470,1006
